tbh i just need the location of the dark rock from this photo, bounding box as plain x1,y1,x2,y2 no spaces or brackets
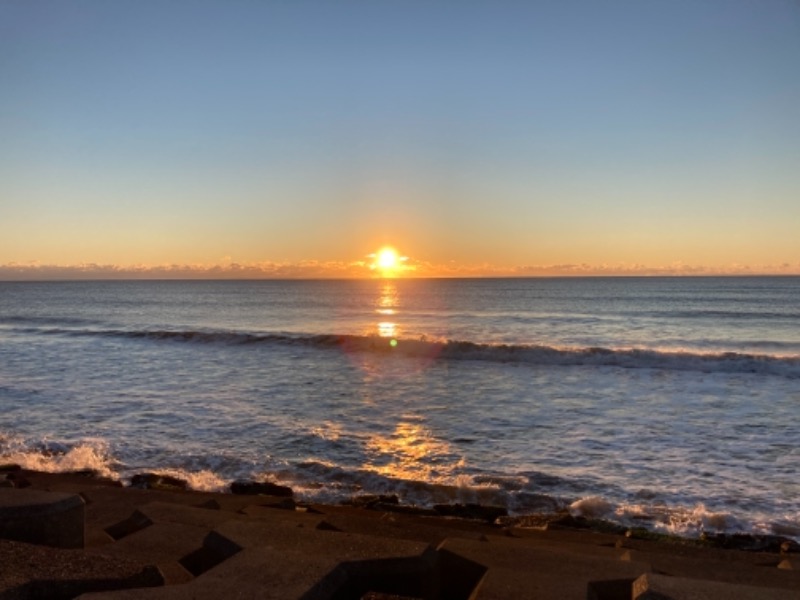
374,503,438,517
0,464,21,473
624,527,684,542
433,503,508,523
348,494,400,508
782,540,800,554
545,513,627,535
496,513,562,529
129,473,189,491
5,471,31,489
513,492,562,514
66,469,102,478
229,479,293,497
295,504,324,514
700,532,799,553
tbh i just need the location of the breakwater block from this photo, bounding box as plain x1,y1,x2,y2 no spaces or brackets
632,573,791,599
0,487,85,548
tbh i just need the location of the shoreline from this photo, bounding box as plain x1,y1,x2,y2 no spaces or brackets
4,462,799,550
2,467,799,599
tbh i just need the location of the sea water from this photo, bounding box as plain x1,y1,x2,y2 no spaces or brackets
1,277,798,540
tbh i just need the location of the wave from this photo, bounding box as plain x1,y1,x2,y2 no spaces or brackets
2,438,798,542
0,315,97,327
9,325,800,377
647,309,800,321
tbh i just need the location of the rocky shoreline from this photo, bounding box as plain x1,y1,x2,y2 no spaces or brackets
1,466,799,599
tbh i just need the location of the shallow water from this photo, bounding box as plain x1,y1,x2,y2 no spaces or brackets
1,277,798,540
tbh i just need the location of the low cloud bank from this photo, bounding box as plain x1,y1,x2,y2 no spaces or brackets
1,260,798,280
0,260,371,280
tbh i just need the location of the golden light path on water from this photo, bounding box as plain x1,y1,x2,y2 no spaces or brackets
375,281,399,343
362,280,465,482
365,420,465,481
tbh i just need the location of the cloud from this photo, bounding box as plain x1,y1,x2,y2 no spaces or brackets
0,259,798,280
0,260,372,280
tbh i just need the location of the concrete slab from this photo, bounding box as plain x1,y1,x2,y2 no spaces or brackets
514,526,800,593
638,550,800,592
633,572,800,599
6,471,799,600
0,538,162,599
211,517,429,556
87,521,210,585
183,523,447,600
136,502,239,530
77,520,435,599
0,487,85,548
440,536,650,599
231,503,326,529
310,510,489,547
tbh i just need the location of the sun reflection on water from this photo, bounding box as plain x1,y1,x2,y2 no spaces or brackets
377,321,397,338
375,281,400,339
365,420,465,481
342,280,439,376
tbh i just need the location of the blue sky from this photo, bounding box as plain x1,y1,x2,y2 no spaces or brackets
1,0,799,277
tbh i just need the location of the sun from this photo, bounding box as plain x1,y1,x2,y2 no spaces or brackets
377,248,399,270
370,246,407,277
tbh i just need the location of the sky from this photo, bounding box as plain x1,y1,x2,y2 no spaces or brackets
1,0,799,279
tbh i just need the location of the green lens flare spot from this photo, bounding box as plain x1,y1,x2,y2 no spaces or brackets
390,339,398,348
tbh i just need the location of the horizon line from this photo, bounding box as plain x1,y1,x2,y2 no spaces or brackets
3,274,800,284
1,259,800,281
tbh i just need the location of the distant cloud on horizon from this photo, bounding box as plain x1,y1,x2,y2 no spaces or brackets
1,260,799,280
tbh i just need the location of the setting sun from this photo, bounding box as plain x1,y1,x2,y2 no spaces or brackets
377,248,399,269
370,247,408,277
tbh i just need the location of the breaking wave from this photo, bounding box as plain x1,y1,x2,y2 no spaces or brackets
3,436,798,542
13,325,800,378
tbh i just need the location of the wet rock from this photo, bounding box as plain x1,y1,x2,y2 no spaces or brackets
503,509,630,535
348,494,400,509
375,503,438,517
129,473,189,491
699,532,797,553
546,513,627,535
67,469,100,477
433,503,508,523
229,479,293,497
496,513,562,529
569,495,614,519
512,492,562,514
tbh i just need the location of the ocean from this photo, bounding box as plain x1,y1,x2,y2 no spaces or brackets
1,277,798,541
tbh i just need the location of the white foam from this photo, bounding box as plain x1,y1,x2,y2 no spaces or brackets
2,440,118,480
569,496,614,518
615,502,745,537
